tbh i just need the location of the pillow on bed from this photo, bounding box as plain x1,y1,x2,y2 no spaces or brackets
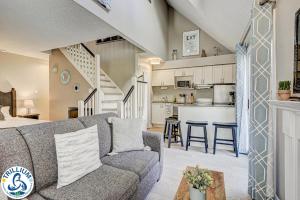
0,106,4,121
0,106,12,119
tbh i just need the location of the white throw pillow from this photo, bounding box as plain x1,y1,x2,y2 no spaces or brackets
54,125,101,188
1,106,12,119
110,117,145,153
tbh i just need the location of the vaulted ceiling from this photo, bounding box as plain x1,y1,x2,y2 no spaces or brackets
0,0,118,59
167,0,253,51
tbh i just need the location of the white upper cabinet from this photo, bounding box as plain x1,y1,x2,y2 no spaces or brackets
232,64,237,83
223,65,233,83
213,66,224,83
174,68,194,77
152,70,175,86
203,66,213,84
193,66,213,85
213,65,235,84
152,64,236,86
193,67,204,85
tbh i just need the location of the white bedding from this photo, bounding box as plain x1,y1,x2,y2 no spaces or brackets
0,117,48,129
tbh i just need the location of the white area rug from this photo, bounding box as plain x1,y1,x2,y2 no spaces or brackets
147,144,249,200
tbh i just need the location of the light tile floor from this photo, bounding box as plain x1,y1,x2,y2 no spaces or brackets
146,143,249,200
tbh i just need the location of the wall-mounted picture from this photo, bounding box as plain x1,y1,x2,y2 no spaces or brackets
60,69,71,85
183,30,200,56
98,0,112,11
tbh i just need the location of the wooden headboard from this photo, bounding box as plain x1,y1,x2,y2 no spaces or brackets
0,88,17,117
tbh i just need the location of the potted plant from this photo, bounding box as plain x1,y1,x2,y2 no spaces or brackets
184,166,213,200
278,81,291,100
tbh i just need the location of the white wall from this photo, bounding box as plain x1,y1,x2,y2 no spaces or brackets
275,2,300,199
0,52,49,120
74,0,168,60
276,1,300,85
85,40,138,91
168,7,232,60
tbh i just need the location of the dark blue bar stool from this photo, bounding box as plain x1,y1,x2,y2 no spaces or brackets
186,121,209,153
212,122,238,157
164,119,183,148
163,116,178,140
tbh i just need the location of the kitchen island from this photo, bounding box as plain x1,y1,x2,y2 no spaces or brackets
178,104,236,150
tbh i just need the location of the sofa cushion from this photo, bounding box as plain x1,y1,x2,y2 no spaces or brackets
0,128,35,194
78,113,118,158
17,119,85,191
101,151,159,180
39,165,139,200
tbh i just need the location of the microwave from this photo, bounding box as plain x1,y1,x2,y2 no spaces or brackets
176,80,191,88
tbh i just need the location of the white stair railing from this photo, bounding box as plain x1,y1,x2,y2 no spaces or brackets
78,88,98,117
123,75,148,119
60,43,101,116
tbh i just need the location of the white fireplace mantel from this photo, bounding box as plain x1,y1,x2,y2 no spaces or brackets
270,100,300,112
270,100,300,200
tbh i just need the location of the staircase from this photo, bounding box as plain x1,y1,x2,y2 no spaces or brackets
99,70,123,113
60,43,124,116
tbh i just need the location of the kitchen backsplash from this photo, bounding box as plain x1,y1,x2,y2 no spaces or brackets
152,87,213,102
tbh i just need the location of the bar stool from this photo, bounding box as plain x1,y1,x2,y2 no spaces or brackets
165,119,183,148
186,121,209,153
163,116,178,140
212,122,238,157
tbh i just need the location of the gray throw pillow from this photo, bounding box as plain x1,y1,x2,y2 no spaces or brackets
110,117,145,153
0,106,4,121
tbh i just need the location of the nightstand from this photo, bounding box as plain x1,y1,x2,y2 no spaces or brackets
18,114,40,120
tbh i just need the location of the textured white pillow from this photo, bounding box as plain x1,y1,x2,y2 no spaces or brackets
1,106,12,119
54,125,101,188
110,117,145,153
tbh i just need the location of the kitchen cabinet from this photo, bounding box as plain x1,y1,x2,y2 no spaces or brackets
152,103,173,125
152,70,175,86
152,64,236,87
174,68,194,77
213,65,234,84
223,65,233,83
194,66,213,85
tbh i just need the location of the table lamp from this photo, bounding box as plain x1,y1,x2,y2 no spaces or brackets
24,100,34,114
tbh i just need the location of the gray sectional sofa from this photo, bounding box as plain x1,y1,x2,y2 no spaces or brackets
0,113,163,200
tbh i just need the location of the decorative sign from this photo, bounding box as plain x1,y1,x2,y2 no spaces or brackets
183,30,200,56
1,166,34,199
98,0,112,11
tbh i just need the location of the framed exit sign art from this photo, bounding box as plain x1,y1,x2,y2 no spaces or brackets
183,30,200,56
98,0,112,11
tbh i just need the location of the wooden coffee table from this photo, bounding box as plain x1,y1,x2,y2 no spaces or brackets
174,167,226,200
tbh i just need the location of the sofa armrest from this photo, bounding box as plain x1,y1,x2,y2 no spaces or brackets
142,131,164,161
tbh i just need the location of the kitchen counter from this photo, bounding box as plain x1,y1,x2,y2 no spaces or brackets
178,105,236,150
152,101,234,108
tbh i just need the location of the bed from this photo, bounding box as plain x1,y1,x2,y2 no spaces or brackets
0,88,47,129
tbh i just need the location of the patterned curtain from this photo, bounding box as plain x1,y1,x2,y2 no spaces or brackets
236,44,249,154
248,1,275,200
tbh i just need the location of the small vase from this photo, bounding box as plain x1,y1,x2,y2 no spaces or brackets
278,90,291,101
189,186,206,200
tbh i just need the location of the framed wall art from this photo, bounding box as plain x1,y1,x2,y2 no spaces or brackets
183,30,200,56
98,0,112,11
